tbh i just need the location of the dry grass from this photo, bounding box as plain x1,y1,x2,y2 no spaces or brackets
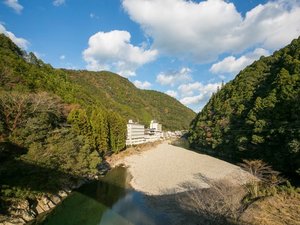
238,159,300,225
241,192,300,225
174,175,246,224
173,160,300,225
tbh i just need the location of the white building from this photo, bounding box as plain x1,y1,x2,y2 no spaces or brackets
150,120,162,132
126,120,145,146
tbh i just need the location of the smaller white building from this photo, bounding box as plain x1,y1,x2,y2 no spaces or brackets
126,120,145,146
150,120,162,132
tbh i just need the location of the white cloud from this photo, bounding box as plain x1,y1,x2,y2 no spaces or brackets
133,80,152,89
60,55,66,60
180,94,206,106
4,0,23,13
156,67,192,86
82,30,158,77
179,82,221,110
53,0,65,6
210,48,270,74
165,90,178,98
178,82,202,97
0,24,29,49
123,0,300,63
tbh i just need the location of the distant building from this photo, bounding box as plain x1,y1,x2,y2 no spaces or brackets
150,120,162,132
126,120,145,146
126,119,165,146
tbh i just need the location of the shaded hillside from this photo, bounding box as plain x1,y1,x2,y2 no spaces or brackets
189,37,300,177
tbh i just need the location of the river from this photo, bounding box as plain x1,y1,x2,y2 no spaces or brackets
31,166,176,225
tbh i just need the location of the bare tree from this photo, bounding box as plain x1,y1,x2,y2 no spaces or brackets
0,92,29,132
0,92,64,133
175,175,246,224
239,160,285,198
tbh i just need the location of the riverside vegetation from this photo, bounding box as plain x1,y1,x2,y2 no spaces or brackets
0,34,194,224
189,36,300,179
1,32,300,225
188,37,300,224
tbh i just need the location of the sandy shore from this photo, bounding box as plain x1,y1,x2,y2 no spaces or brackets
116,142,252,195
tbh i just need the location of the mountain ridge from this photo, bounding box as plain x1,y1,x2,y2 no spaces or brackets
0,34,195,130
188,36,300,177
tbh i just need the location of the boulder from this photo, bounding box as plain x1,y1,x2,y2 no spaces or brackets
3,217,26,225
36,198,50,212
58,190,68,198
47,200,55,209
50,195,61,204
35,205,45,214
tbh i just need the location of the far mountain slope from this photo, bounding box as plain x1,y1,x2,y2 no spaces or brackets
188,36,300,176
0,34,195,130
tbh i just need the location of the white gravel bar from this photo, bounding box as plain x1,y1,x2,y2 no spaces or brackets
117,142,252,195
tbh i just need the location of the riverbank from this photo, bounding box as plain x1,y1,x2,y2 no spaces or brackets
114,142,252,195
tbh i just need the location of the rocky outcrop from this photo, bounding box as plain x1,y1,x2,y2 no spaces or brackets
1,176,101,224
0,191,70,225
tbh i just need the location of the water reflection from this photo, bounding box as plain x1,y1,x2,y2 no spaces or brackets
34,167,172,225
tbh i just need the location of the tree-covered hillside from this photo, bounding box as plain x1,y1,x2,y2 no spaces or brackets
66,70,195,130
0,34,195,131
189,37,300,177
0,34,193,216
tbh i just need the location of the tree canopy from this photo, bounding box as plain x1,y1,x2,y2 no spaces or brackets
188,37,300,178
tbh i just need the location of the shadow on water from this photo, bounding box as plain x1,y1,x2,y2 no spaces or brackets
31,167,173,225
1,142,238,225
30,166,238,225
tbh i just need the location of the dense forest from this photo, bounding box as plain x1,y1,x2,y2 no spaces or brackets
66,70,195,130
0,34,193,215
189,37,300,178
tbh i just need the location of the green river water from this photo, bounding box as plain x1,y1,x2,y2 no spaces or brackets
31,167,175,225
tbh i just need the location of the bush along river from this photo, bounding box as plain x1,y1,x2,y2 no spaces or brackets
29,166,177,225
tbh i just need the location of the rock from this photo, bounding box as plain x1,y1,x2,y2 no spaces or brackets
14,201,29,211
50,195,61,204
41,196,50,205
8,209,34,221
58,190,68,198
5,199,37,224
47,200,55,209
19,211,35,222
35,205,45,214
37,199,50,212
29,209,37,217
98,161,111,175
64,187,72,194
3,217,26,225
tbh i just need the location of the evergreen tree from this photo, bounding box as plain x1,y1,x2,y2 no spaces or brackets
189,36,300,177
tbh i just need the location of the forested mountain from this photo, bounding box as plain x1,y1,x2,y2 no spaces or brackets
65,70,195,130
0,34,194,131
189,37,300,177
0,34,194,215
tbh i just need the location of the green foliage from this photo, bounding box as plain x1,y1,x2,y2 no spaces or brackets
0,34,194,131
90,109,109,153
0,33,194,206
0,91,101,202
107,111,127,153
67,107,126,154
189,36,300,177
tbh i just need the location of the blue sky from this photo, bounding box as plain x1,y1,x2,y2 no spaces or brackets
1,0,300,112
